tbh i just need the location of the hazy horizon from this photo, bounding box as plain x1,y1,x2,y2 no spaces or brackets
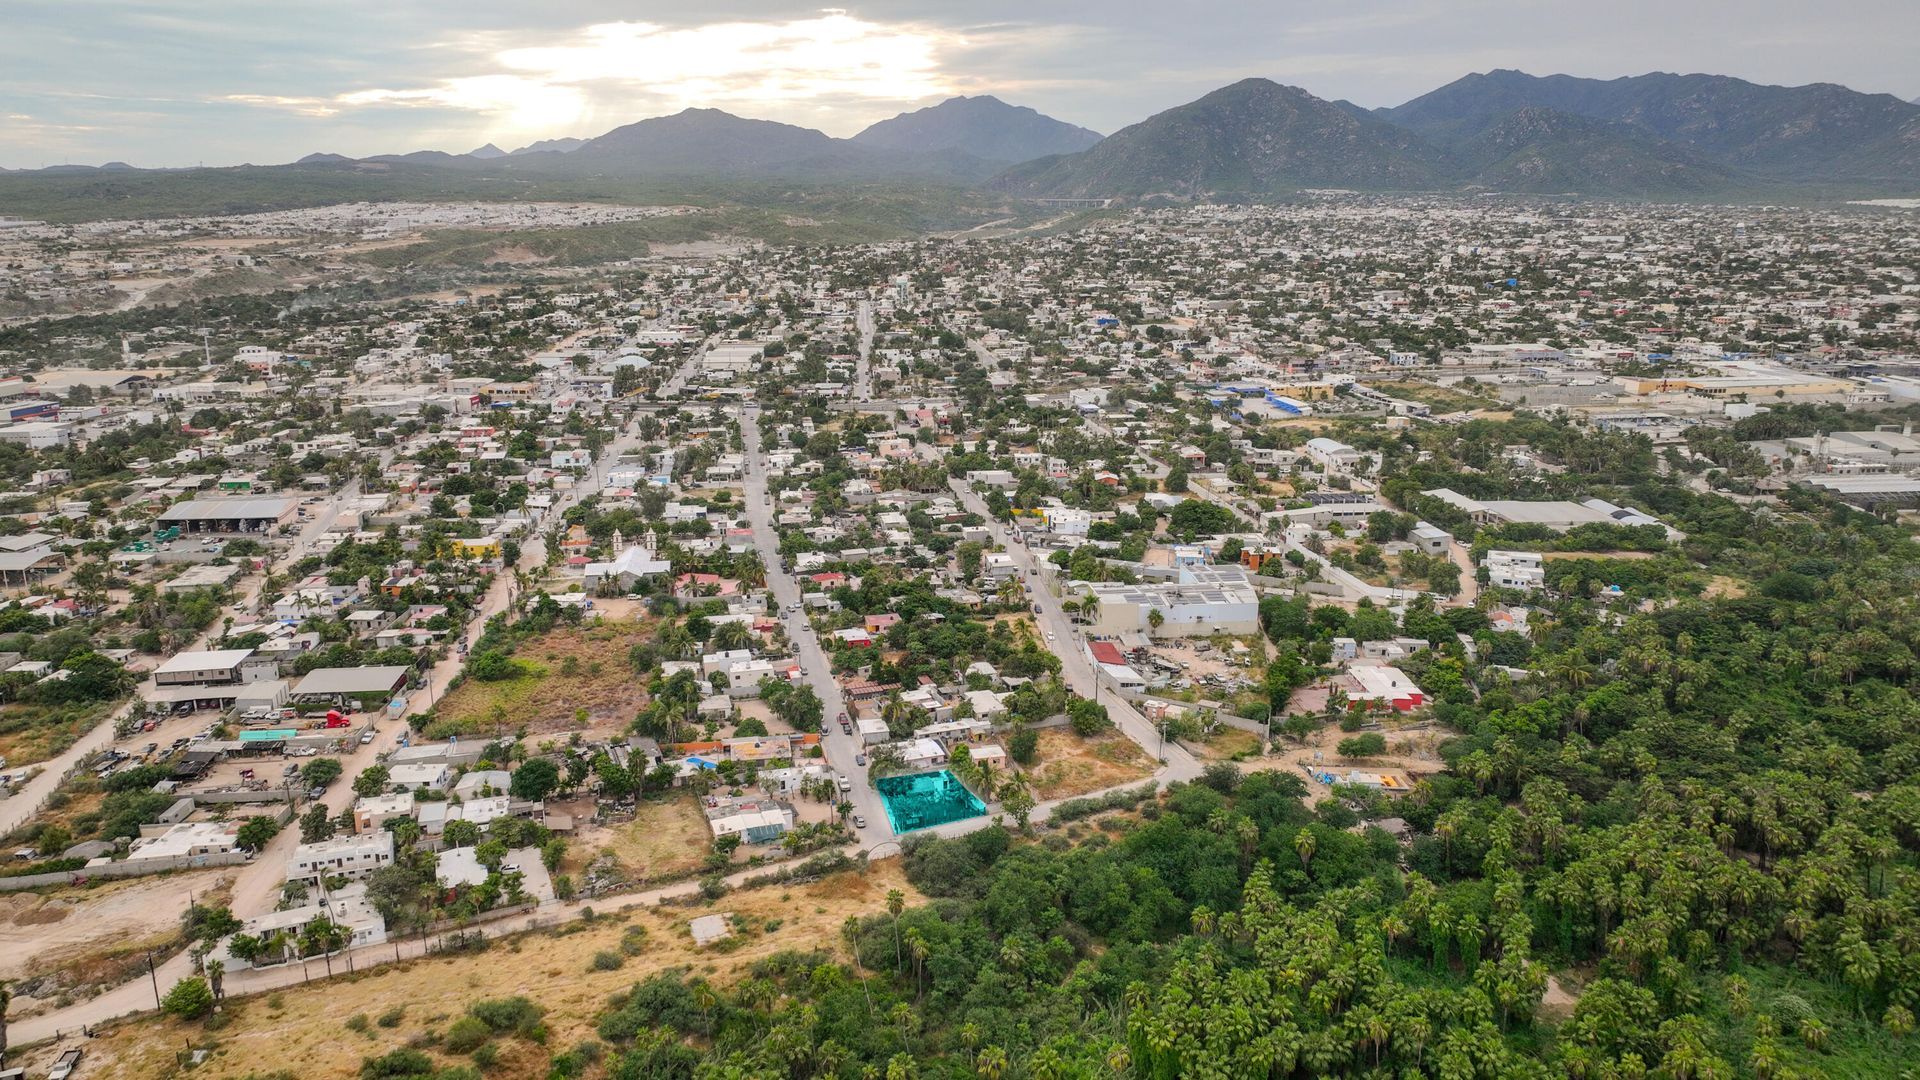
5,1,1919,170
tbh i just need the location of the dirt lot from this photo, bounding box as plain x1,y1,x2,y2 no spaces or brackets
1146,637,1261,683
73,861,921,1080
2,869,235,1014
575,795,715,884
1022,728,1155,801
1255,712,1446,801
431,620,656,739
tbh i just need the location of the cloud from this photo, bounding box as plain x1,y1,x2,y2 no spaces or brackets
220,11,964,138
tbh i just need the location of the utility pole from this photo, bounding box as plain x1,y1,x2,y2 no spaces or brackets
146,951,161,1009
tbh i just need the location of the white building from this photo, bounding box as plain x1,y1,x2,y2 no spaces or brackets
287,831,395,887
1083,580,1260,637
1484,550,1546,591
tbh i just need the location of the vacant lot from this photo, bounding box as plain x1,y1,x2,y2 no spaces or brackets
1024,727,1155,801
3,870,235,1015
430,619,655,739
580,795,715,884
0,699,119,769
1191,726,1264,761
76,861,921,1080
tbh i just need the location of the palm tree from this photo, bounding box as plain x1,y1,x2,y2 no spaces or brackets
904,927,929,999
885,888,906,971
1293,828,1317,876
0,980,10,1065
692,981,719,1036
204,959,225,1003
976,1046,1009,1080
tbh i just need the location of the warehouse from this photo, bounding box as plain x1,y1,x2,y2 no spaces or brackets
157,496,299,534
291,665,412,706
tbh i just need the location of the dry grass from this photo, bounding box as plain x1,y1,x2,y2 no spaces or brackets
584,796,715,884
1194,727,1263,761
0,700,117,769
431,619,656,739
1023,728,1155,801
82,862,922,1080
1702,575,1748,600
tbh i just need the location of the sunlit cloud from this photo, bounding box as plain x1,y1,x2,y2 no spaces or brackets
219,11,963,141
222,94,340,118
339,76,588,133
497,13,959,105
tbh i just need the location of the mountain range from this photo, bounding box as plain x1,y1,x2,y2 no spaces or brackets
1003,72,1919,199
4,73,1917,215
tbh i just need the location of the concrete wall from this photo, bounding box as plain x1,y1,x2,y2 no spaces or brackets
0,849,252,891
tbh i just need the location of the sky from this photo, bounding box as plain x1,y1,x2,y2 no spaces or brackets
5,0,1919,169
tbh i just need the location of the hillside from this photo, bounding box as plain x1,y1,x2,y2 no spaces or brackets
852,95,1102,164
995,78,1450,197
1454,107,1751,196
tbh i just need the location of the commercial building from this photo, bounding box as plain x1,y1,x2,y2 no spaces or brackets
157,496,299,534
1082,580,1260,638
1421,488,1670,535
291,665,411,704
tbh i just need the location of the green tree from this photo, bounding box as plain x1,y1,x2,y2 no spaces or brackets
161,975,215,1020
509,758,561,801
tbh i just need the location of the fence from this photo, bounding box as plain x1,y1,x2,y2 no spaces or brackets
0,850,253,892
1114,690,1270,737
191,788,298,805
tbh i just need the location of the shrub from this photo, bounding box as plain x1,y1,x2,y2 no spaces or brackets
444,1016,492,1054
470,1043,498,1070
468,995,546,1039
345,1013,372,1036
376,1006,407,1028
619,926,648,955
161,975,214,1020
590,950,625,972
1336,733,1387,758
359,1049,435,1078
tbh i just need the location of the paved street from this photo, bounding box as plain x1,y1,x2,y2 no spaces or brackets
853,300,874,400
738,408,893,838
945,477,1205,783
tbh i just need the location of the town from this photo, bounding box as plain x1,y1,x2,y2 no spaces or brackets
0,191,1915,1078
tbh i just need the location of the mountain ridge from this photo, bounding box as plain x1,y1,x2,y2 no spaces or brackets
994,78,1452,197
852,96,1101,164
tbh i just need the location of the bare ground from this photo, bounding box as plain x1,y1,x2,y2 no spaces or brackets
62,861,921,1080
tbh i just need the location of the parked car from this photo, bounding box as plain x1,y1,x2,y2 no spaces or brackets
852,815,867,829
49,1047,83,1080
855,753,867,766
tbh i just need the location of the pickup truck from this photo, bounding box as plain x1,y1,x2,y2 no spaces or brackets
49,1047,83,1080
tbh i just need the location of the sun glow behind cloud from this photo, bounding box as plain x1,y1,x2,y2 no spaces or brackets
223,11,961,142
